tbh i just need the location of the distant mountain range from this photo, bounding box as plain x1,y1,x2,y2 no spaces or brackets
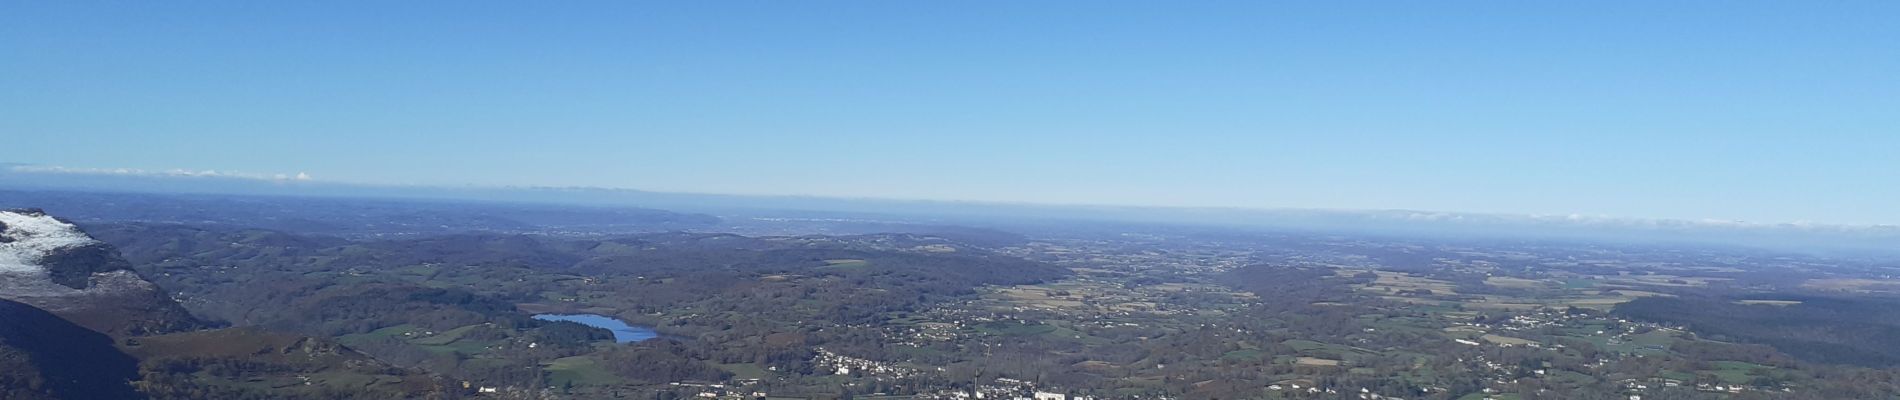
4,164,1894,255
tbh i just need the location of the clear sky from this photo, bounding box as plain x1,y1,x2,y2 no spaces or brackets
3,1,1896,224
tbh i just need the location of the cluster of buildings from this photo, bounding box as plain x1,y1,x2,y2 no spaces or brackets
667,382,769,400
813,348,925,379
1616,378,1794,397
915,378,1106,400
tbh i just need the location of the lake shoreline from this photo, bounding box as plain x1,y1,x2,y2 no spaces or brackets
531,313,667,343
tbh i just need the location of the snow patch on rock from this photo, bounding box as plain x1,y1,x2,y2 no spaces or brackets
0,211,100,274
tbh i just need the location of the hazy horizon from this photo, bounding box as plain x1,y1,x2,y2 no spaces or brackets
6,2,1897,225
8,163,1899,242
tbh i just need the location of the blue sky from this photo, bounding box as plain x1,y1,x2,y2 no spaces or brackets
3,1,1896,224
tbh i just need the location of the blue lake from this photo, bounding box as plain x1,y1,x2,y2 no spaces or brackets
532,314,660,343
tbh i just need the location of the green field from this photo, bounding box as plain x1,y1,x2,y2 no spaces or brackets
336,324,422,346
545,356,623,386
1703,361,1775,385
1282,339,1377,356
978,321,1058,336
335,323,498,356
1222,349,1266,360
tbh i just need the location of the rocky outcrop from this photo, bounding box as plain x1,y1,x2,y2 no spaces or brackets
0,209,202,336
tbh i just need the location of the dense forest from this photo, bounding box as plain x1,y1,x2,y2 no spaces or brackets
1614,295,1900,367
